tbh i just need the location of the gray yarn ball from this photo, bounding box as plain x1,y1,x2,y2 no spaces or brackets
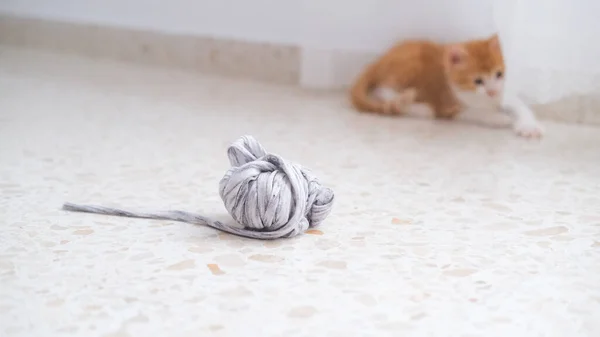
62,135,335,240
219,135,335,238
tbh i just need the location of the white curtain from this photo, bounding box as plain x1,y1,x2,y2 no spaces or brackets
493,0,600,105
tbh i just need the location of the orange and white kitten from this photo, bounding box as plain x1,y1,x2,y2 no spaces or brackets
350,34,543,138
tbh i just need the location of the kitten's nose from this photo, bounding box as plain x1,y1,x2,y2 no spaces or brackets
486,89,497,97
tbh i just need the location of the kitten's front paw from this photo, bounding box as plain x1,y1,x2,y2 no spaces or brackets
514,120,544,138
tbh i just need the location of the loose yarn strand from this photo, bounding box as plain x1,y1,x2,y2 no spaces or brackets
62,135,335,240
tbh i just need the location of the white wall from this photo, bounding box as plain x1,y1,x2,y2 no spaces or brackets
0,0,496,52
3,0,596,99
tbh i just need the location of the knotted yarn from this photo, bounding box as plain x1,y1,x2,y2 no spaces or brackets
62,135,335,240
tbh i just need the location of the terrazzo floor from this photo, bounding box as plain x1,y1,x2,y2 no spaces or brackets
1,46,600,337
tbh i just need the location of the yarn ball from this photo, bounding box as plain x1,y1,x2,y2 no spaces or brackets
61,135,334,240
218,135,335,239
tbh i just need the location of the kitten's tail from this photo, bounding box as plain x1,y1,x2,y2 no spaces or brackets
350,63,384,113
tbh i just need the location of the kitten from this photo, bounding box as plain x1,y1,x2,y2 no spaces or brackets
349,34,543,138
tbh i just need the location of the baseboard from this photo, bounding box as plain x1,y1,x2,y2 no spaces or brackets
298,47,378,90
0,14,378,90
0,15,301,85
1,14,599,126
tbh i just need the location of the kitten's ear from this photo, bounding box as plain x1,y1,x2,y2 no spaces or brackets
489,34,501,52
445,44,467,68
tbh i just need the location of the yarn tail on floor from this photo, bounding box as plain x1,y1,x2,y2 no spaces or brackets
62,202,296,240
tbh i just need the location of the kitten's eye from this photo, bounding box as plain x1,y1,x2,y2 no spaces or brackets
496,71,503,79
474,78,484,85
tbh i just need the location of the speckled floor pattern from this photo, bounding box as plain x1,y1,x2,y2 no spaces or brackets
1,46,600,337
